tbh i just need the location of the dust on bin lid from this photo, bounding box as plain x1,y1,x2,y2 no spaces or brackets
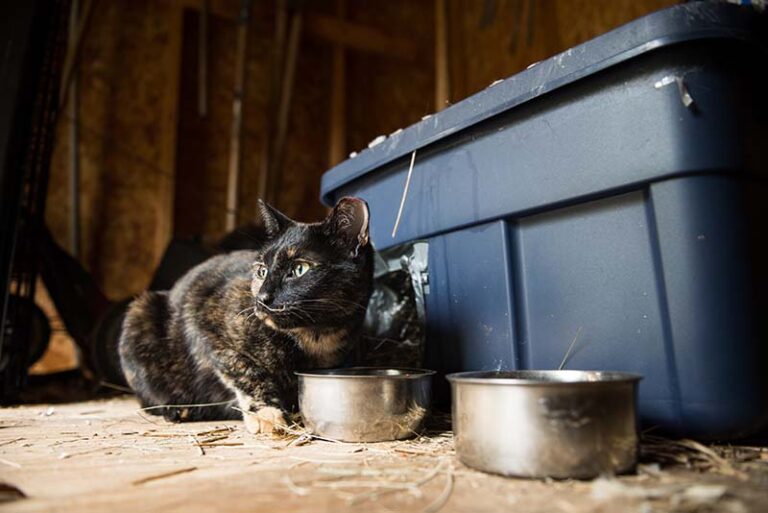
320,1,767,206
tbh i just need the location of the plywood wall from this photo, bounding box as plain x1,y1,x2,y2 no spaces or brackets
46,0,181,301
345,0,435,153
174,8,271,242
446,0,677,102
42,0,679,319
173,0,435,240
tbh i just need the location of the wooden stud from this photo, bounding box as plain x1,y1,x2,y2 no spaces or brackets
155,5,184,262
304,13,422,62
175,0,423,62
434,0,450,111
198,0,209,117
57,0,96,112
257,0,288,205
267,9,302,206
67,0,81,258
446,0,467,105
328,0,346,168
225,0,252,232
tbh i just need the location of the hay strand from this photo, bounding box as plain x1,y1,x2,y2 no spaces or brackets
558,326,583,370
132,467,198,486
391,150,417,238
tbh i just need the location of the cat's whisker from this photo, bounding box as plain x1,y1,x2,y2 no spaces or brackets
255,302,316,325
298,304,364,316
294,308,317,324
277,305,316,324
303,298,369,311
291,299,368,312
234,306,254,318
291,305,336,315
295,297,368,308
256,300,288,313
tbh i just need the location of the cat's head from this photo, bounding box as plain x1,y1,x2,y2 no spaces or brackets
251,197,373,357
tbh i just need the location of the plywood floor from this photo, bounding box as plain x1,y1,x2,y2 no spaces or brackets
1,397,767,513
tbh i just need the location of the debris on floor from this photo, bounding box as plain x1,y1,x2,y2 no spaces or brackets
1,397,767,513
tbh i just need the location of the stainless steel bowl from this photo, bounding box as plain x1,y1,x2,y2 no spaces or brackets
447,370,641,479
297,367,435,442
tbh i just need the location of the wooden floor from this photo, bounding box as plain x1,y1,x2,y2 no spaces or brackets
1,397,767,512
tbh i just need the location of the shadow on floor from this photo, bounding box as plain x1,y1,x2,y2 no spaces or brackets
19,369,130,405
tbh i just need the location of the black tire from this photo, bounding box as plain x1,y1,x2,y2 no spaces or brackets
5,295,52,367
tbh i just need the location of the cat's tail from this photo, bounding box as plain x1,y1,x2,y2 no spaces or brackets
118,291,170,405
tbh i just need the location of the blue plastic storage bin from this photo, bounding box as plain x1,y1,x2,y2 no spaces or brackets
320,2,768,439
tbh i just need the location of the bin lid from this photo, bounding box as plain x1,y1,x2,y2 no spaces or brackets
320,1,767,205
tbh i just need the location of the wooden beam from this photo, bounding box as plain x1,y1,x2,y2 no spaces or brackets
67,0,81,258
225,0,251,232
446,0,468,103
197,0,208,117
257,0,287,204
155,5,184,262
328,0,346,168
434,0,450,111
175,1,423,62
267,10,302,206
174,0,239,19
57,0,96,111
304,13,422,62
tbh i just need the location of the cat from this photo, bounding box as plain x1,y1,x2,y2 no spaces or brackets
118,197,373,434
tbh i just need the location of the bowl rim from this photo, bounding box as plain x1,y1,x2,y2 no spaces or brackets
296,366,436,379
446,370,642,386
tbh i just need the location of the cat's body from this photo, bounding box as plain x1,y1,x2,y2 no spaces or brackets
119,199,373,433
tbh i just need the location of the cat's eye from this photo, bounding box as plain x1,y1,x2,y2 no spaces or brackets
254,264,268,279
291,261,312,278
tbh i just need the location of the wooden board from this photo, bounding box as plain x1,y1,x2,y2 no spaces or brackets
446,0,678,102
45,0,185,300
1,397,767,513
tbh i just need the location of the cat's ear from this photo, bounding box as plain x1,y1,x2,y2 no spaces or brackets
258,199,294,238
324,197,370,256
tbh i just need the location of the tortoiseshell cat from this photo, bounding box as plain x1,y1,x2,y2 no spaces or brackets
118,198,373,434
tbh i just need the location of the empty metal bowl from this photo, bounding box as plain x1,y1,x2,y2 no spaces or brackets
297,367,435,442
447,370,641,479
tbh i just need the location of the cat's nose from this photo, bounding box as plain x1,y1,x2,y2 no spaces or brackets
256,292,272,305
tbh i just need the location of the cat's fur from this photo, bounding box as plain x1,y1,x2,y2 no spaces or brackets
118,198,373,434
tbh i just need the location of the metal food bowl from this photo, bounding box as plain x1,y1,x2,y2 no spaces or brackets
447,370,641,479
297,367,435,443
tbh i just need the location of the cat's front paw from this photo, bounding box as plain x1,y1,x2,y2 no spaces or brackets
243,406,288,436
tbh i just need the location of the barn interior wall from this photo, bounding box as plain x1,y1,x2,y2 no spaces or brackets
35,0,677,373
